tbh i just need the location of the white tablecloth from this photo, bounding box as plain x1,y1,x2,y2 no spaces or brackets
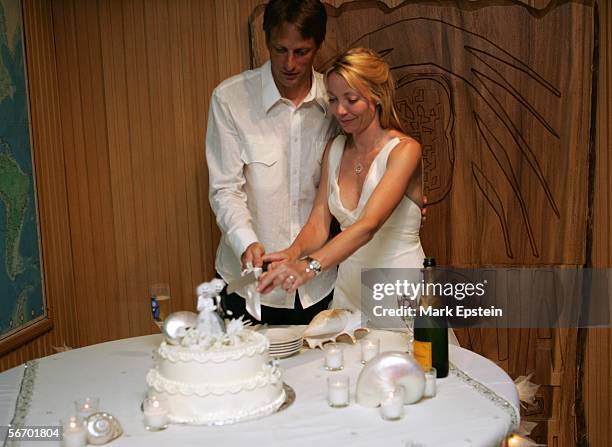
0,331,519,447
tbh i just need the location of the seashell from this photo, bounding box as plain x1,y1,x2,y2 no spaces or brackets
303,309,368,349
514,373,540,408
162,311,198,345
85,412,123,445
356,351,425,407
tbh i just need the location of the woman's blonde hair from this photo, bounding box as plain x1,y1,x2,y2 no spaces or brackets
326,47,404,133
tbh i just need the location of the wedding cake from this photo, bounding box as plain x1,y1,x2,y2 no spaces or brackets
146,279,285,425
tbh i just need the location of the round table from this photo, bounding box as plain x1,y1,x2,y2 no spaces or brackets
0,331,519,447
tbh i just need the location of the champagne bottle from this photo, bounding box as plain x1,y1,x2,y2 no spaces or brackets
413,257,449,378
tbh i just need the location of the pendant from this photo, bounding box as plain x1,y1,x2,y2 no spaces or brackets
355,163,363,175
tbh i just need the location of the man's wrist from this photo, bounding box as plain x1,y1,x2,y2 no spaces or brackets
233,230,259,262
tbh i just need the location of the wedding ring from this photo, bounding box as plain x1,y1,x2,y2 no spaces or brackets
283,275,296,291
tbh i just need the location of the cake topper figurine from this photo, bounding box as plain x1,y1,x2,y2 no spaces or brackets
196,279,227,338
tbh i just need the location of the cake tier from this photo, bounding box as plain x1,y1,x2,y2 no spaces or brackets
155,330,269,384
146,329,285,425
149,377,285,425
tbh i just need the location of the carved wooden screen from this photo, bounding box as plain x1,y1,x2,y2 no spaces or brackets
250,1,596,444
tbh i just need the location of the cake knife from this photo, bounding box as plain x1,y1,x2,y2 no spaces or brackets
226,262,270,294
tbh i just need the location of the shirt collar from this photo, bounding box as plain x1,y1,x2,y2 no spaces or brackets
261,60,328,114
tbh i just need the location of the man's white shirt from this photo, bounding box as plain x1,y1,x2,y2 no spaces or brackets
206,60,337,308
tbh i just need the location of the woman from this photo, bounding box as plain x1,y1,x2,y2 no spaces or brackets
257,47,425,312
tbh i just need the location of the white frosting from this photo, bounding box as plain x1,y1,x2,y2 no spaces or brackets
157,331,268,383
164,387,286,425
147,363,281,396
147,329,285,425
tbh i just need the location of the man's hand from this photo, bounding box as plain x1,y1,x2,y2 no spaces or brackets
241,242,265,269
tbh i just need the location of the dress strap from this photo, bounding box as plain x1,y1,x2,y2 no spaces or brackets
326,134,346,182
374,137,402,168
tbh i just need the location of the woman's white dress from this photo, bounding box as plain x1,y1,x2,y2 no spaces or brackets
327,134,425,313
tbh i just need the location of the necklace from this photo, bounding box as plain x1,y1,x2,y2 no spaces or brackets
352,134,389,175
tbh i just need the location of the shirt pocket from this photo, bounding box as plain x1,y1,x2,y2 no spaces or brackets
240,141,282,191
240,141,278,166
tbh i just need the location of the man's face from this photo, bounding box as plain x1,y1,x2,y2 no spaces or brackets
267,22,318,97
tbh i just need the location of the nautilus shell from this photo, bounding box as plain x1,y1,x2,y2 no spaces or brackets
162,311,198,345
356,351,425,407
85,412,123,445
303,309,368,349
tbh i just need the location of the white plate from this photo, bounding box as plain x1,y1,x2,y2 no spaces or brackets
270,340,303,351
270,342,302,351
262,326,305,344
270,337,304,348
269,346,302,359
270,343,303,352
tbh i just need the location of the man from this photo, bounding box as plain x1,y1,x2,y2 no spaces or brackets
206,0,336,324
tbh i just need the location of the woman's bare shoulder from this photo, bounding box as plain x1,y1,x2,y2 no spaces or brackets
387,132,421,159
388,130,420,147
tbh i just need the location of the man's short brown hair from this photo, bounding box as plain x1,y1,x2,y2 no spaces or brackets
263,0,327,48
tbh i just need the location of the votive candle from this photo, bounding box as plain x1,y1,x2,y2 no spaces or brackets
360,338,380,364
324,343,343,371
74,397,99,421
327,375,349,408
424,367,437,398
143,396,169,431
380,386,405,421
61,416,86,447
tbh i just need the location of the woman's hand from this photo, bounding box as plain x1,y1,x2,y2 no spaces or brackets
256,260,314,295
263,247,301,271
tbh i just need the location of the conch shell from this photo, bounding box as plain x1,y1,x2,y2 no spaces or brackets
356,351,425,406
303,309,368,349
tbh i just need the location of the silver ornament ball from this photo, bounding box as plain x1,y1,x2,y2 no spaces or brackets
162,311,198,345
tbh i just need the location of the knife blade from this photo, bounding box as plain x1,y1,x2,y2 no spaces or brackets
226,271,258,294
226,261,270,295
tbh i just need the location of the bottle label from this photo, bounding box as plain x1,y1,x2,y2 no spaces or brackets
413,341,432,371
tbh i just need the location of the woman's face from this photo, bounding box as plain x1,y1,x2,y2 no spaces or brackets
327,72,377,135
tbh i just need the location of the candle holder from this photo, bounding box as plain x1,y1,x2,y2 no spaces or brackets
424,367,437,398
74,397,99,421
380,386,405,421
360,338,380,364
61,415,87,447
327,375,349,408
143,396,169,431
323,343,343,371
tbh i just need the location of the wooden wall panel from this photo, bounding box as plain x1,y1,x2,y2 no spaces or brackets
50,0,224,343
586,0,612,445
1,0,225,368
